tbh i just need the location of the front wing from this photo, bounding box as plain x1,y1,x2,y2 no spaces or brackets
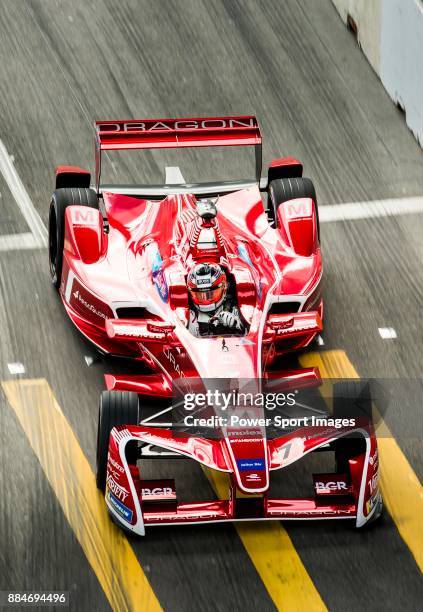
105,422,381,535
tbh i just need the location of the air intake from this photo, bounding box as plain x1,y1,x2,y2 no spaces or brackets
116,307,158,320
268,302,301,315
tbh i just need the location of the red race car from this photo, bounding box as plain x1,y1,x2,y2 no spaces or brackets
48,116,381,534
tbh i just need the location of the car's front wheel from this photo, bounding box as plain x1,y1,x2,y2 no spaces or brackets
96,390,140,492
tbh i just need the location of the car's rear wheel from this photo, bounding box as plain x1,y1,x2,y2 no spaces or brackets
48,187,98,288
268,177,320,238
96,390,140,491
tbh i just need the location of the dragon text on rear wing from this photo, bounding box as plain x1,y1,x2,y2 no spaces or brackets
94,115,262,191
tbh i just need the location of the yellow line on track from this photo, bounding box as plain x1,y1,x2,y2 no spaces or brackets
203,469,327,612
300,350,423,571
2,379,162,612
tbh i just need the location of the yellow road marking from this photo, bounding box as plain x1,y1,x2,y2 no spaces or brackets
203,469,327,612
300,350,423,571
2,379,162,612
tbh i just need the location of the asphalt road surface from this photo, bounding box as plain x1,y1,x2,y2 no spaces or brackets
0,1,422,611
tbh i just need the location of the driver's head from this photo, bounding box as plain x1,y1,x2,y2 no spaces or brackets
187,262,227,312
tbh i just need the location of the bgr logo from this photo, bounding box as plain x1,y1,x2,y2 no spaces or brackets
142,487,174,497
315,481,348,492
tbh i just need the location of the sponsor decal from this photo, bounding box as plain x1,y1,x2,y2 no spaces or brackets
237,458,265,472
273,317,294,330
369,448,379,466
107,490,133,522
314,481,349,494
368,472,379,495
98,118,256,133
152,250,169,302
108,468,122,480
70,207,98,226
141,486,176,501
150,511,222,522
246,473,262,482
221,339,229,352
271,509,353,517
109,324,152,339
163,347,186,378
108,456,124,473
272,320,317,335
285,199,313,220
140,479,176,501
106,474,129,502
229,436,263,442
142,487,173,497
313,473,352,495
73,290,108,320
70,279,112,322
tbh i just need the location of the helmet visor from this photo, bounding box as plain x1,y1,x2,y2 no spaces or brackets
189,285,225,306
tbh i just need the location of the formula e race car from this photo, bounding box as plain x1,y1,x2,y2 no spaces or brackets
48,116,381,533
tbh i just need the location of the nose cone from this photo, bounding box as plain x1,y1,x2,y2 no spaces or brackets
225,433,269,493
174,329,269,492
222,377,269,494
183,333,261,380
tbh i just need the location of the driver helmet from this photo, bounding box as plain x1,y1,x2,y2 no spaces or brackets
187,262,227,312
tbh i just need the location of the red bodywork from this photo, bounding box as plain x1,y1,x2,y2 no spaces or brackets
60,185,323,376
55,116,380,533
107,420,380,534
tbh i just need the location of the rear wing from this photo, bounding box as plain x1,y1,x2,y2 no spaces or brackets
94,115,262,191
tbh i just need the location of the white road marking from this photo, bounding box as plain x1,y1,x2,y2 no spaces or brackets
319,196,423,223
0,141,421,255
0,232,40,251
0,140,48,248
378,327,397,339
165,166,186,184
316,335,325,346
7,362,26,375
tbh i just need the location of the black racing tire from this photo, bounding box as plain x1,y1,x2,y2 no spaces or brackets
268,177,320,238
48,187,99,288
96,390,140,492
333,381,371,473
